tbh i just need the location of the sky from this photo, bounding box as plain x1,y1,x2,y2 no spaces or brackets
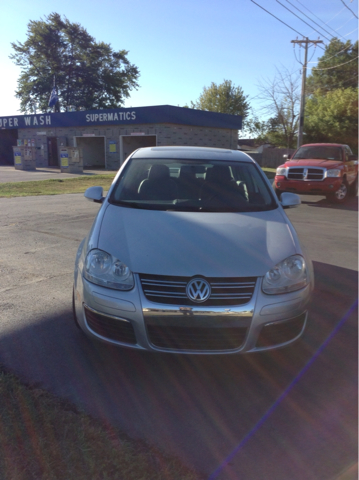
0,0,358,119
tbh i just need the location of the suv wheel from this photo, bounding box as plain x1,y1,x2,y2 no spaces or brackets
326,180,349,204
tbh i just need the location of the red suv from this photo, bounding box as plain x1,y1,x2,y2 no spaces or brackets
273,143,358,203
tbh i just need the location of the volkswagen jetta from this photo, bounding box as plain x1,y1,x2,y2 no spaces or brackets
73,146,313,354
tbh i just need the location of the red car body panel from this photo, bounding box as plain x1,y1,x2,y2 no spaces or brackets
274,143,358,198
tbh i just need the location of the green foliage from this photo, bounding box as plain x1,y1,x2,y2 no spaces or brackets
10,13,140,113
307,38,358,94
304,39,358,152
304,88,358,153
241,116,270,143
190,80,250,119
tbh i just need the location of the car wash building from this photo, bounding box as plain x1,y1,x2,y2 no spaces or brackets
0,105,242,170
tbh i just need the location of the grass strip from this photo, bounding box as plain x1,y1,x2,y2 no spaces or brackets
0,169,276,198
0,175,115,198
0,369,201,480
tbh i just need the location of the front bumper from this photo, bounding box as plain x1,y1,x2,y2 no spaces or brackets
74,271,311,355
274,176,342,195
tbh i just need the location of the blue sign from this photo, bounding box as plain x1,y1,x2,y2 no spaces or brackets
0,105,242,131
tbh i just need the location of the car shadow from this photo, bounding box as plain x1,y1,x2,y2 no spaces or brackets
301,195,358,212
0,261,357,479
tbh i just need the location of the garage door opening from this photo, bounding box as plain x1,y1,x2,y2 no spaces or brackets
120,135,157,164
75,136,106,168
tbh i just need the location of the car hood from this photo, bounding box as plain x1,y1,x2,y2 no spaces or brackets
97,205,298,277
285,159,342,168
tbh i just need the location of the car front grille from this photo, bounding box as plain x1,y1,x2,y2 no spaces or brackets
84,305,137,344
256,313,306,348
147,324,248,351
139,274,257,306
287,167,325,181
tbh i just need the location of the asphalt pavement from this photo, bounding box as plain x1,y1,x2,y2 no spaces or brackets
0,189,357,479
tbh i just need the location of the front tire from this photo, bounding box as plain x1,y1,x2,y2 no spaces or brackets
326,180,349,204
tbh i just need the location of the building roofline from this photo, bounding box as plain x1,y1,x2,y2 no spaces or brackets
0,105,242,131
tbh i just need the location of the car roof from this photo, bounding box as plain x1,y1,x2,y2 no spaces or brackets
130,146,255,163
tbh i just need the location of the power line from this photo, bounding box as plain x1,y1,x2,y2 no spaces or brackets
250,1,326,50
276,0,332,41
249,0,306,36
285,0,339,39
308,42,354,64
293,39,318,64
312,55,359,70
292,0,346,37
320,73,358,88
343,27,359,36
339,0,359,19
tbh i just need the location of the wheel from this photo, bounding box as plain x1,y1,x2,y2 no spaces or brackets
349,175,358,197
72,287,81,330
326,180,349,204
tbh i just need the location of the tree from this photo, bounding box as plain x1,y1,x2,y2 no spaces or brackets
10,13,140,113
239,115,271,143
190,80,250,119
307,38,358,94
255,68,301,148
304,88,358,152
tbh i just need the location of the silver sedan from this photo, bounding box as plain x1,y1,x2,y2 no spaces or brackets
73,146,314,354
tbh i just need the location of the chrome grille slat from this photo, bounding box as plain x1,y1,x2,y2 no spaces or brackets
212,285,255,289
139,274,257,306
146,292,187,297
211,294,251,298
142,280,187,285
287,167,325,181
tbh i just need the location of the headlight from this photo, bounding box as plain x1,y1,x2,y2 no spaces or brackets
276,167,287,176
262,255,308,294
84,249,134,290
326,169,341,178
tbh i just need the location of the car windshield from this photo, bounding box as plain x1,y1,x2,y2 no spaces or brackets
293,146,342,161
109,158,277,212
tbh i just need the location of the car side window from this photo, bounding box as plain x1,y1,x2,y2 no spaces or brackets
344,146,352,161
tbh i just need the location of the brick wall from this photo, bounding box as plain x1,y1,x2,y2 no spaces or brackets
18,123,239,169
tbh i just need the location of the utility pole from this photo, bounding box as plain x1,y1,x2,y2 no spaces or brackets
291,38,323,148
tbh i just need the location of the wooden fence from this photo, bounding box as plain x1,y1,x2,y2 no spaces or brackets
247,148,295,168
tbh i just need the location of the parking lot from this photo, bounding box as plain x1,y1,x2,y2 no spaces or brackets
0,189,357,479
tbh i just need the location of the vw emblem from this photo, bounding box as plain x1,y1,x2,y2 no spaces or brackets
186,278,211,303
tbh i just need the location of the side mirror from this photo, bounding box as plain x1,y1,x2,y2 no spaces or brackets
84,186,104,203
280,192,301,209
283,154,292,159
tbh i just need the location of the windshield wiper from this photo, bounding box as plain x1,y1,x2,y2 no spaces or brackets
110,200,144,209
166,206,202,212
